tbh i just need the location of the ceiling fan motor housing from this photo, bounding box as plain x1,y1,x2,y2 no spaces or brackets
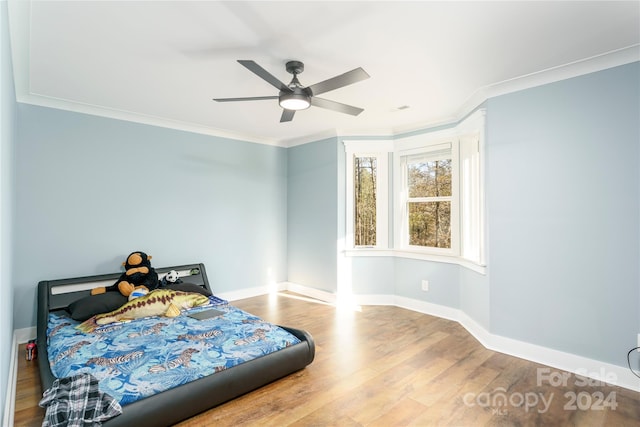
285,60,304,75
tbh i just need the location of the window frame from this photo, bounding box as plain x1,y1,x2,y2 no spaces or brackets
393,109,486,270
343,109,486,274
395,137,461,257
459,133,485,266
344,140,393,250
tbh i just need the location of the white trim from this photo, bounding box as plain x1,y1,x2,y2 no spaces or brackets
484,44,640,102
394,134,461,257
343,140,394,153
393,295,462,322
351,293,462,322
375,155,389,249
392,45,640,138
6,0,284,147
283,129,340,148
456,312,640,393
392,110,486,266
18,92,286,147
281,282,337,304
344,248,395,257
9,281,639,417
459,135,485,265
283,283,640,392
3,332,18,427
216,282,287,302
396,250,487,275
344,248,487,275
8,0,637,148
344,140,393,250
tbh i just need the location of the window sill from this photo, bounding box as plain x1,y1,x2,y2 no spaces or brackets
344,248,487,275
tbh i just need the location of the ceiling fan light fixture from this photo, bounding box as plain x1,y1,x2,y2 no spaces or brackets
279,90,311,111
215,60,369,122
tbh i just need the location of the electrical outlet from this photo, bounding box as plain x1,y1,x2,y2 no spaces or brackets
421,280,429,291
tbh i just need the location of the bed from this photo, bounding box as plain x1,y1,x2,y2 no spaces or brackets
37,263,315,426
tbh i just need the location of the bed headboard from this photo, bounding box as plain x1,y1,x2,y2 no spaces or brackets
38,263,210,312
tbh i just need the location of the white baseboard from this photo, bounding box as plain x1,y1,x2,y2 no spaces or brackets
3,332,18,427
10,281,638,419
216,283,286,302
286,283,640,393
456,311,640,393
280,282,337,304
5,327,36,427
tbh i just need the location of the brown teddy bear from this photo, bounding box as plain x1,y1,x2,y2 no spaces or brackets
91,251,159,297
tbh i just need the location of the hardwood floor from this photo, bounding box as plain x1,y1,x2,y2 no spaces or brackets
14,292,640,426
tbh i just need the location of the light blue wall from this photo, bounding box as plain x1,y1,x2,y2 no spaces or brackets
348,259,488,327
459,268,490,329
5,46,638,398
295,62,639,369
1,0,16,421
287,138,338,292
350,257,395,295
394,258,460,307
336,136,395,296
348,256,465,310
13,105,288,329
486,62,639,366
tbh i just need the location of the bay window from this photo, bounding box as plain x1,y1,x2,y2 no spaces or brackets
344,109,485,272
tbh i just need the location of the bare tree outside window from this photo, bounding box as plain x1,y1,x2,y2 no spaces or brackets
354,156,377,246
407,159,452,248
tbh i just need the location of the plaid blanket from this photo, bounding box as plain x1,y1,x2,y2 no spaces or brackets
39,373,122,427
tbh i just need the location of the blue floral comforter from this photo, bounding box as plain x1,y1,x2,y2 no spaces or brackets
47,297,300,406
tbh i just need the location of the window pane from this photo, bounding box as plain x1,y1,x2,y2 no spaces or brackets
408,201,451,248
354,156,377,246
408,159,452,198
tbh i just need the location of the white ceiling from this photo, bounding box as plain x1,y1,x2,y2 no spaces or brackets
8,1,640,146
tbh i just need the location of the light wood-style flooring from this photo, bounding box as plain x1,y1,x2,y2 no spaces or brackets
14,292,640,426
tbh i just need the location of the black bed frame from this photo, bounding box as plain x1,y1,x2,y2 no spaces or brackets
37,263,315,427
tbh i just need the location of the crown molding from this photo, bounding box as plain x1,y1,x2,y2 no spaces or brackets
485,44,640,100
283,127,399,148
391,44,640,138
282,128,339,148
19,92,285,147
8,0,639,148
274,44,640,146
7,0,284,147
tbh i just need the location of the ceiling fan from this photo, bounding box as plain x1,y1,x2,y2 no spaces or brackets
213,60,370,123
